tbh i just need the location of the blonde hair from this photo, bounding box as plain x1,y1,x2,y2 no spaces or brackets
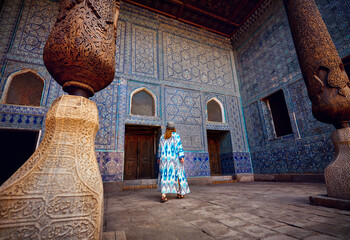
164,128,176,139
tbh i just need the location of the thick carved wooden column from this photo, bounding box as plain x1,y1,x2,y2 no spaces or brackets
283,0,350,200
0,0,120,239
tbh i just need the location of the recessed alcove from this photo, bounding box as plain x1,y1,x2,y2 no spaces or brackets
1,69,44,107
261,90,293,138
0,129,39,185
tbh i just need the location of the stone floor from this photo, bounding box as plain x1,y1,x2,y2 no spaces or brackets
103,182,350,240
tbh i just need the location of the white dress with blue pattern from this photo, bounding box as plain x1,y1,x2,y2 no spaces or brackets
157,132,190,195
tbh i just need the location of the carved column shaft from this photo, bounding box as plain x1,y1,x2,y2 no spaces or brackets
283,0,350,129
283,0,350,200
0,0,120,239
0,96,103,239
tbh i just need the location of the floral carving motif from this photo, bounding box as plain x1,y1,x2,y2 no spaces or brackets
44,0,120,95
0,96,103,239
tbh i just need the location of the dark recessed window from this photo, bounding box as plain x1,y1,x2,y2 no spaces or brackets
262,90,293,137
4,71,44,106
131,90,155,116
207,99,223,122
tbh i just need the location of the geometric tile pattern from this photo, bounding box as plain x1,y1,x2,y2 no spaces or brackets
288,79,334,138
243,102,265,149
183,152,210,177
220,152,235,175
236,2,300,105
233,152,252,174
0,109,44,130
91,81,119,150
0,0,23,67
163,32,234,91
96,151,124,181
132,25,158,78
116,78,128,152
165,87,202,125
316,0,350,57
227,96,248,152
0,0,252,181
250,136,334,174
6,0,58,65
115,21,126,73
165,87,204,151
175,124,203,151
236,0,348,174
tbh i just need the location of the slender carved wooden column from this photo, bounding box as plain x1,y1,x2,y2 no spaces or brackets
283,0,350,200
0,0,120,238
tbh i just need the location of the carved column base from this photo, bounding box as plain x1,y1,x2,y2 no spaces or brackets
0,95,103,239
325,128,350,200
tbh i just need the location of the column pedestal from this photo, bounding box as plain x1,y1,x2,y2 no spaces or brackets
0,95,103,239
310,128,350,210
325,128,350,200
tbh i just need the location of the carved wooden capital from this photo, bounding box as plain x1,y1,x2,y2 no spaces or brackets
283,0,350,128
44,0,120,97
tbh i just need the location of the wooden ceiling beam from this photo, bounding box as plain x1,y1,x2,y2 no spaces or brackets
123,0,177,18
167,0,240,27
238,0,264,25
176,0,187,19
228,0,249,22
177,17,231,37
123,0,232,37
230,0,265,38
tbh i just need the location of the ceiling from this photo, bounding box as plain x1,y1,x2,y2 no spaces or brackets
122,0,264,38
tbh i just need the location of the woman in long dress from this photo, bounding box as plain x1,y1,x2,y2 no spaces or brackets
157,122,190,202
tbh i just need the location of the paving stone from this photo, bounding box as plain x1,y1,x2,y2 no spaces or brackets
230,212,262,221
115,231,127,240
306,215,346,226
240,224,277,238
304,235,341,240
189,219,240,239
218,217,249,228
261,234,297,240
104,182,350,240
250,217,285,229
306,222,350,238
274,225,315,238
102,231,115,240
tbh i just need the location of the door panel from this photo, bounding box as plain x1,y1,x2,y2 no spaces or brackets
124,131,155,180
208,135,221,175
139,135,153,179
124,135,138,180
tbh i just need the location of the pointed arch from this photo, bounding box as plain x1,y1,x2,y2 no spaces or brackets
207,97,225,123
1,69,44,107
130,87,157,116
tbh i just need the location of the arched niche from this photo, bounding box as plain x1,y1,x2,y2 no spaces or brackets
1,69,44,107
207,97,225,123
130,87,157,116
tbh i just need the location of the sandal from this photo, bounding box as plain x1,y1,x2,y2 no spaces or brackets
177,194,184,199
161,196,168,203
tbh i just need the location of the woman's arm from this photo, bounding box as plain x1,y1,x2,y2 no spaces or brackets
176,133,185,163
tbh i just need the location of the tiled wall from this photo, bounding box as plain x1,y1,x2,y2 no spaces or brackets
235,0,349,174
0,0,251,181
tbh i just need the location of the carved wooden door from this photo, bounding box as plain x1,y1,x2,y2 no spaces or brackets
208,135,221,175
124,135,138,180
124,134,154,180
139,135,153,179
